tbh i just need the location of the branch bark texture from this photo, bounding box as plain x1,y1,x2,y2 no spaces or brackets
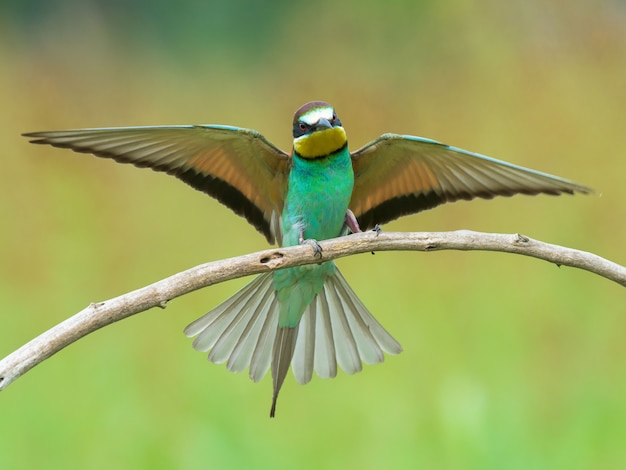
1,230,624,391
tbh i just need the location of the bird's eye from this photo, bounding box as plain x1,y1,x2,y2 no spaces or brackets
331,114,337,123
299,123,307,131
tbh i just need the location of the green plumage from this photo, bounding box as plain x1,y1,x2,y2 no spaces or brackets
23,100,590,418
268,143,356,415
275,147,354,327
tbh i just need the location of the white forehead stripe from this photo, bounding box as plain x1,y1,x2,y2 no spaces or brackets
300,107,334,125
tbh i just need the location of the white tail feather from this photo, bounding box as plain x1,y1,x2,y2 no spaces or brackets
312,288,338,379
329,271,403,357
184,268,402,386
291,270,402,384
184,273,279,381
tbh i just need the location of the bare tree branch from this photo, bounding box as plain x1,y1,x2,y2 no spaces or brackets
1,230,624,392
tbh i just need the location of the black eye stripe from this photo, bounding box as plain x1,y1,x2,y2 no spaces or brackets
293,121,309,138
292,111,341,138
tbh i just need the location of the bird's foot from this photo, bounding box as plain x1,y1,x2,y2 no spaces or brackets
369,224,382,255
300,238,323,258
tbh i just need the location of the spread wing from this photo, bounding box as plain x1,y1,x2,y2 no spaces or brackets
23,125,291,244
350,134,591,229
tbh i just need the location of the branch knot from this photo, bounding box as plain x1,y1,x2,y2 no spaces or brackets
514,233,530,244
260,251,285,269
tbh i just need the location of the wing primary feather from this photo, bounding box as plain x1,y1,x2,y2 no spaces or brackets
350,133,591,228
24,126,290,243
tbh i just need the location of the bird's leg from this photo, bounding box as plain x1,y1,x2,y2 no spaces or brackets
299,229,322,258
345,210,379,254
344,209,362,234
344,209,382,236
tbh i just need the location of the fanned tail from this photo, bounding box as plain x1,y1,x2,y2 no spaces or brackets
184,273,279,382
291,269,403,385
184,267,402,417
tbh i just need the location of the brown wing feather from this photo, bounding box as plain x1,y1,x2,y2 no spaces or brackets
350,133,591,230
23,125,291,243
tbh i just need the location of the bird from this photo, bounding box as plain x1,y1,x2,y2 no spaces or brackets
23,101,591,416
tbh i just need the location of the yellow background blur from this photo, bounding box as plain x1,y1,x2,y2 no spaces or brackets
1,1,625,468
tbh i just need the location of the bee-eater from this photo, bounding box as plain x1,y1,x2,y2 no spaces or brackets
24,101,590,416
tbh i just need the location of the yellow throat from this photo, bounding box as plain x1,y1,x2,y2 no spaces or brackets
293,126,347,159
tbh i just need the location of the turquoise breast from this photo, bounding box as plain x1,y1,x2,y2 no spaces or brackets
273,147,354,327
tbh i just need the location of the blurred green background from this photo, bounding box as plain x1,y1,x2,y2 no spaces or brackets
1,0,625,468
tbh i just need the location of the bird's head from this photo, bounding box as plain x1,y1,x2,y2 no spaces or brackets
292,101,347,159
